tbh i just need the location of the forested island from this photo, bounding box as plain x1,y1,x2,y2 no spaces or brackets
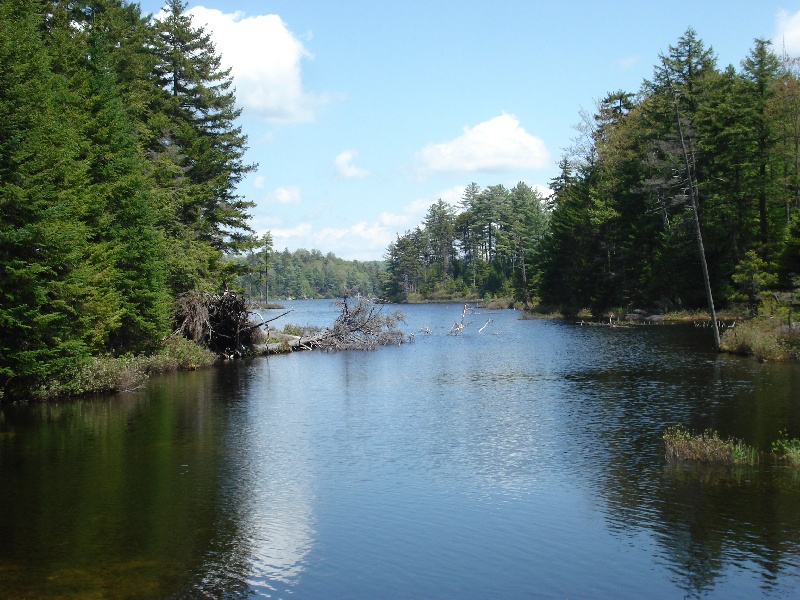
227,246,385,302
1,0,799,402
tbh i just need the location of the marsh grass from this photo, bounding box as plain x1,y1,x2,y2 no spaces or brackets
772,431,800,467
478,298,515,310
664,425,758,465
720,317,798,361
282,323,323,337
33,337,216,401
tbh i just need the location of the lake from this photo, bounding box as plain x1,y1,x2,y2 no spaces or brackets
2,300,800,598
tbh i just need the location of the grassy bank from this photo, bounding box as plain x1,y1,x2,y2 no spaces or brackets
28,337,217,402
719,316,800,361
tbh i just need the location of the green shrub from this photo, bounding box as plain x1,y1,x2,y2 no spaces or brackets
148,336,217,371
282,324,304,336
35,354,149,399
31,337,216,400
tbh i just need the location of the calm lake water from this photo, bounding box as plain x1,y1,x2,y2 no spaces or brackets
2,300,800,599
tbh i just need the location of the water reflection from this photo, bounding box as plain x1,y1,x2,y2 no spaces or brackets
557,322,800,598
0,369,245,598
3,303,800,598
652,464,800,597
231,358,316,593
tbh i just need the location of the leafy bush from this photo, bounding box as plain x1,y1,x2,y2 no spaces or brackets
30,337,216,400
147,336,217,372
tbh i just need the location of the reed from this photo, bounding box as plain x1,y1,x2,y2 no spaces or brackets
772,431,800,467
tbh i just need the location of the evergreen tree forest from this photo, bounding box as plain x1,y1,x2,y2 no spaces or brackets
383,30,800,314
0,0,254,397
230,246,385,301
382,188,549,304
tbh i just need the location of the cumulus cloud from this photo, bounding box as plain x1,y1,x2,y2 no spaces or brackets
437,185,468,206
412,113,550,179
378,186,466,230
185,6,329,122
335,150,369,179
318,222,391,247
378,199,431,228
531,183,553,199
264,185,302,204
272,222,313,240
775,9,800,56
270,221,392,260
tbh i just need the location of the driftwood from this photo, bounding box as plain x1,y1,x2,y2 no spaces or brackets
174,289,406,357
448,304,472,335
173,289,268,358
257,295,406,354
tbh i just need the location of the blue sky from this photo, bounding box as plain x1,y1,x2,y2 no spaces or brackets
137,1,800,260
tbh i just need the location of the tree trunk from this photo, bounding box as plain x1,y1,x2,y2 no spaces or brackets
664,57,720,351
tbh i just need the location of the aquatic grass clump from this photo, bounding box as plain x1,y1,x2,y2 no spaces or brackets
664,425,758,465
719,317,795,361
772,431,800,467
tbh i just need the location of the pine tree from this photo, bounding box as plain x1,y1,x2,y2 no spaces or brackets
44,0,171,352
741,38,783,251
151,0,255,258
0,1,95,394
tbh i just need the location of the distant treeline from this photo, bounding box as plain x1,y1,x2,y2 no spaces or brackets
229,248,385,300
1,1,254,397
383,29,800,313
383,186,548,303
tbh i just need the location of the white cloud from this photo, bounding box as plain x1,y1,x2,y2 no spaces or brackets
437,185,468,207
378,199,430,228
378,186,466,230
184,6,329,123
253,175,267,190
272,222,313,240
531,183,553,199
335,150,369,179
269,221,392,260
264,185,302,205
412,113,551,179
318,222,391,247
775,10,800,56
613,55,641,70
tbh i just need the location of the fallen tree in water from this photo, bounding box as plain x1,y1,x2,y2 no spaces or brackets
174,289,407,356
173,289,268,358
259,295,407,353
